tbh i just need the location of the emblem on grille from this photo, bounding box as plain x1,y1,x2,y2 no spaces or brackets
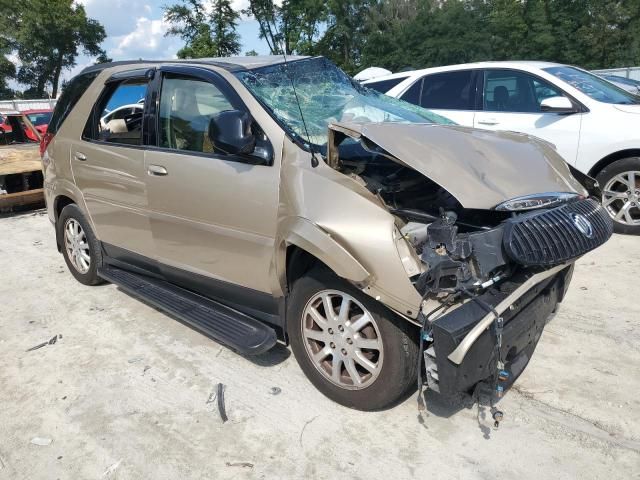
570,213,594,238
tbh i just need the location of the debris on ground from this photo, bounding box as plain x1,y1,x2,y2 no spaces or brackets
225,461,254,468
217,383,228,423
127,356,143,364
26,334,60,352
269,387,282,395
30,437,52,446
142,365,151,376
102,459,122,477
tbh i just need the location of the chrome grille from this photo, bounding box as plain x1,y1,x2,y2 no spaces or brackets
503,199,613,266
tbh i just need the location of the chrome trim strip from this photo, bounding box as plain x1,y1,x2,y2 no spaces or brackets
447,263,570,365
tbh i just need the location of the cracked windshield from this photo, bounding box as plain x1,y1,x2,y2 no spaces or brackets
237,57,451,151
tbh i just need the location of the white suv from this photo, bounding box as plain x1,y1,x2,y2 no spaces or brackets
363,61,640,234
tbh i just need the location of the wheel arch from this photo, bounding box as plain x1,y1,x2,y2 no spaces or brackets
588,149,640,178
53,195,77,252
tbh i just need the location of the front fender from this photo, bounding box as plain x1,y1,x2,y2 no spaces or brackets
273,216,371,295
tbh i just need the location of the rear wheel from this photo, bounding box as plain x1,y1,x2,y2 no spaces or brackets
287,267,419,411
597,157,640,235
57,204,104,285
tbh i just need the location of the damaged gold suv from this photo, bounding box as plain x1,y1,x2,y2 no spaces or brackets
43,56,613,410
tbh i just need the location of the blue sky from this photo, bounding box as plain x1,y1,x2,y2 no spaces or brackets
62,0,271,85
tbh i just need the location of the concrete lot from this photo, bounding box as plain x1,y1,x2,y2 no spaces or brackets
0,210,639,480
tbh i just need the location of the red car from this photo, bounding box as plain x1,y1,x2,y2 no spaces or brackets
22,109,53,141
0,109,52,142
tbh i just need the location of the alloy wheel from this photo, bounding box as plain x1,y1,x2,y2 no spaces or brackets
602,170,640,226
64,218,91,274
301,290,384,390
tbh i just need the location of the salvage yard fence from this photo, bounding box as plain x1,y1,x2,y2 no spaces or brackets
592,66,640,81
0,99,57,112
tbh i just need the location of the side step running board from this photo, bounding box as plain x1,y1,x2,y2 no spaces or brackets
98,266,277,356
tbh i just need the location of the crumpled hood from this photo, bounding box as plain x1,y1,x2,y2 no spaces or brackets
330,122,586,209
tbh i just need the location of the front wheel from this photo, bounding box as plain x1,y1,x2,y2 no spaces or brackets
287,267,419,411
597,157,640,235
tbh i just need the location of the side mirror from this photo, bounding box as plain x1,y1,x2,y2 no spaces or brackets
208,110,256,155
540,96,577,114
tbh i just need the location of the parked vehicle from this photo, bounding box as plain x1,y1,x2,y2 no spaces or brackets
597,74,640,95
0,111,44,211
23,109,53,140
100,101,144,131
43,56,612,411
363,61,640,234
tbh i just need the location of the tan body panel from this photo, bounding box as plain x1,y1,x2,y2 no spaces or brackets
331,122,587,209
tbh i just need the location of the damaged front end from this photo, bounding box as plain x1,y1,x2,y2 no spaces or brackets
327,122,614,401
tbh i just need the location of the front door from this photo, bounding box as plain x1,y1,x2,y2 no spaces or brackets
474,69,582,164
70,72,155,260
144,66,281,314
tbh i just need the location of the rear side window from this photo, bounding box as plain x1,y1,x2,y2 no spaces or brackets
421,70,476,110
48,72,98,135
400,79,423,105
364,76,408,94
89,81,147,146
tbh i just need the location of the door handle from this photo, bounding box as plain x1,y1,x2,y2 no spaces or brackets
477,118,499,126
74,152,87,161
148,164,168,176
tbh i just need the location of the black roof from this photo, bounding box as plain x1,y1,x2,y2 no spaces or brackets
80,55,311,75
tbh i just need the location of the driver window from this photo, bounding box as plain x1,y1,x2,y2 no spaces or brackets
159,75,234,153
484,70,565,113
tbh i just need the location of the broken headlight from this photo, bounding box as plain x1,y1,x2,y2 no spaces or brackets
495,192,580,212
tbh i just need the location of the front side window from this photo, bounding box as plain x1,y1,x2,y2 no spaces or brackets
483,69,566,113
236,57,450,151
158,75,234,153
421,70,477,110
544,66,640,105
91,81,147,145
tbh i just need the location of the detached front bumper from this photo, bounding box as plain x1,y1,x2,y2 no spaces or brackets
424,265,574,399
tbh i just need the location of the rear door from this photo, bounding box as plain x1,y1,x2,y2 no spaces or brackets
70,69,155,262
143,66,281,316
400,69,480,126
474,69,582,164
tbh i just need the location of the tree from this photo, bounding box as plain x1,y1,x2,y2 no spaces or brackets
164,0,241,58
245,49,259,56
1,0,106,98
243,0,327,55
0,41,16,100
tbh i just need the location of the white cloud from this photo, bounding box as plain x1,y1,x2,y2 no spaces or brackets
109,17,181,59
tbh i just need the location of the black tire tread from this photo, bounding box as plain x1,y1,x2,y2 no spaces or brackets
57,204,104,285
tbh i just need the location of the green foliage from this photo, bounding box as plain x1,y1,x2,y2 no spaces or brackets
164,0,241,58
359,0,640,73
0,0,106,98
245,49,259,56
243,0,327,55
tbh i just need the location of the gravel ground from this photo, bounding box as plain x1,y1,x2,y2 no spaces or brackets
0,210,639,480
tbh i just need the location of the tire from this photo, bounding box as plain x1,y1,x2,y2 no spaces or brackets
287,267,419,411
57,204,104,285
596,157,640,235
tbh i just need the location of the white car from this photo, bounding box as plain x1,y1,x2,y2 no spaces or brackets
100,102,144,130
363,61,640,234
